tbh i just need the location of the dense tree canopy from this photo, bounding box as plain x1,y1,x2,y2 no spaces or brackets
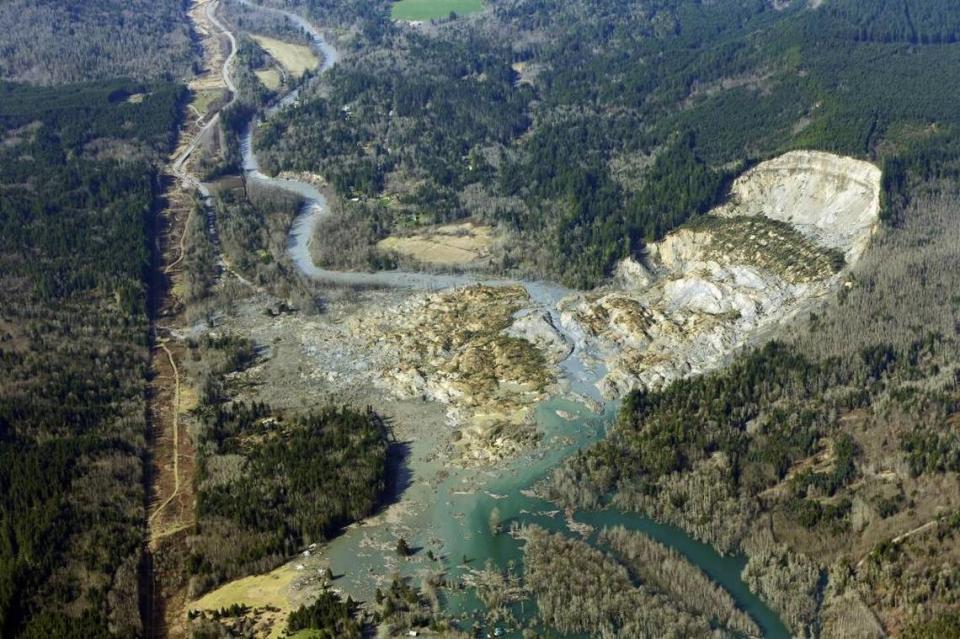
255,0,960,286
0,81,183,636
0,0,192,85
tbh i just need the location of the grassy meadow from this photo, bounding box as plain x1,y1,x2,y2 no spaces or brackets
252,35,318,78
390,0,484,21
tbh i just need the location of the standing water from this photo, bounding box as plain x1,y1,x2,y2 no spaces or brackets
226,3,790,636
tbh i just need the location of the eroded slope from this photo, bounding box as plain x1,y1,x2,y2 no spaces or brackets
333,151,881,462
562,150,881,397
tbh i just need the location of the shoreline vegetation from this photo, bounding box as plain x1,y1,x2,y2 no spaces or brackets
542,182,960,635
521,525,717,637
599,526,760,636
4,0,960,636
183,334,391,599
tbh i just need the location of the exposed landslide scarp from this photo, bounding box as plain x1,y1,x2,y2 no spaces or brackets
335,151,881,463
715,149,882,261
561,150,882,398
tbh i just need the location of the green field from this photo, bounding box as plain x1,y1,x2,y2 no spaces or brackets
390,0,484,21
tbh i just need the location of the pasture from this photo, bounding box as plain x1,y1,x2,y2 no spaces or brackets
252,35,318,78
390,0,484,21
377,221,494,265
191,563,299,638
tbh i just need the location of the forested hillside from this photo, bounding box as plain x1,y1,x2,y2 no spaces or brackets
0,0,193,85
255,0,960,286
545,178,960,635
0,82,184,637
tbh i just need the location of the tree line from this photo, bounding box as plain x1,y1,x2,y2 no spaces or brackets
248,0,960,287
0,80,183,637
544,177,960,635
183,335,390,596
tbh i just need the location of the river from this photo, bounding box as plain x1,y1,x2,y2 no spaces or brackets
225,2,789,636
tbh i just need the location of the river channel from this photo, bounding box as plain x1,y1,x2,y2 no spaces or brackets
225,2,790,635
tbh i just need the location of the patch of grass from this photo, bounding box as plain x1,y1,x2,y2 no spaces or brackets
252,35,318,78
255,68,282,91
192,88,226,117
376,222,493,265
191,563,298,639
687,215,846,283
390,0,484,21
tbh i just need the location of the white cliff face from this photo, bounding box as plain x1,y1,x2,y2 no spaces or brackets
563,150,882,398
314,151,882,463
715,150,882,261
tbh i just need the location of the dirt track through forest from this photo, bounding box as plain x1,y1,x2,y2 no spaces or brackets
143,2,238,637
149,341,181,528
163,206,192,275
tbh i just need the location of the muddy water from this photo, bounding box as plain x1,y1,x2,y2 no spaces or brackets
228,5,789,636
314,397,790,638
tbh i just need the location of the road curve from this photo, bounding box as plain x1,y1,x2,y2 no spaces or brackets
171,0,237,185
170,0,579,323
206,1,238,96
224,2,577,308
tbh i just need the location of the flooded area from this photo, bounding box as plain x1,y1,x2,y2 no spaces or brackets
224,3,792,635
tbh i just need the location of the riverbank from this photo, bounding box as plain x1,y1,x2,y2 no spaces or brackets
180,0,878,635
182,280,791,636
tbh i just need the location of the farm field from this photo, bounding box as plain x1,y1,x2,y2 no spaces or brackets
191,563,301,639
377,221,494,265
252,35,318,78
390,0,484,21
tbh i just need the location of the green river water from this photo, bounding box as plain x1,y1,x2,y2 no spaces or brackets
320,396,791,638
225,3,792,633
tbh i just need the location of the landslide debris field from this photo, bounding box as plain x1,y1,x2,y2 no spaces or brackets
8,0,960,635
259,151,875,456
181,149,882,628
